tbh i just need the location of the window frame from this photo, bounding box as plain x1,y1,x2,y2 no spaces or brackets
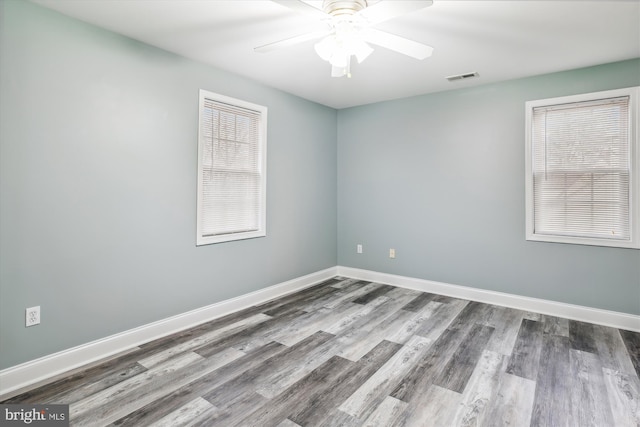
525,87,640,249
196,90,267,246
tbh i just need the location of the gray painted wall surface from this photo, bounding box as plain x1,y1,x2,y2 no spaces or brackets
0,1,337,369
337,59,640,315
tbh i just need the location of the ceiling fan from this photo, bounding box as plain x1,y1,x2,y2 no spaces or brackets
255,0,434,78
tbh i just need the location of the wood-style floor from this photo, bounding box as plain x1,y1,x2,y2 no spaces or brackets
3,277,640,426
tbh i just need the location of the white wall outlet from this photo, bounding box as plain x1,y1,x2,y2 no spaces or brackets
357,244,363,254
389,248,396,258
26,306,40,327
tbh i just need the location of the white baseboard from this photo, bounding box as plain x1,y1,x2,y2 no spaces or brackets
0,267,337,397
337,266,640,333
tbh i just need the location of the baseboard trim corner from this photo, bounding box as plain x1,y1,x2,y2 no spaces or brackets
337,266,640,333
0,267,337,398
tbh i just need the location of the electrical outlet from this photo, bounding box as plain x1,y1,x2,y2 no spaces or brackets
389,248,396,258
357,244,363,254
26,306,40,327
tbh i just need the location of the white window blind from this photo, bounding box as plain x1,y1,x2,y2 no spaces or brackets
197,91,267,245
526,87,639,249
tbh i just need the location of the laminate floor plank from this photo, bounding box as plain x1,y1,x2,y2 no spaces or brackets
72,352,206,423
602,367,640,427
530,334,572,427
317,410,361,427
252,279,341,314
450,350,507,427
138,312,271,368
239,310,332,352
321,296,389,336
2,347,146,404
237,355,357,427
176,406,220,427
148,396,215,427
73,348,244,427
202,331,335,405
569,349,615,427
385,301,442,344
620,329,640,378
289,340,402,426
198,391,269,426
594,325,638,375
328,278,360,289
361,396,407,427
351,284,396,304
483,305,525,356
335,309,413,362
43,362,148,406
269,303,362,346
321,282,384,309
254,334,346,399
263,285,340,317
431,293,461,304
524,311,543,321
484,372,536,427
192,309,303,357
434,323,495,393
313,281,384,308
110,341,287,426
321,291,416,347
569,320,599,354
136,299,279,352
447,301,492,331
302,281,379,312
392,384,462,427
413,297,469,341
4,356,147,405
338,335,432,420
506,318,544,380
390,325,475,402
2,277,638,427
231,309,311,353
332,290,424,361
542,314,570,337
400,291,439,312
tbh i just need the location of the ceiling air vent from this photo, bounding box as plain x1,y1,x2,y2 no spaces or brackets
446,72,479,82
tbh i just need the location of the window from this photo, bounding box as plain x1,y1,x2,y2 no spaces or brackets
197,90,267,245
525,87,639,249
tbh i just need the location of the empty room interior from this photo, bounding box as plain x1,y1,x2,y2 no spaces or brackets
1,0,639,425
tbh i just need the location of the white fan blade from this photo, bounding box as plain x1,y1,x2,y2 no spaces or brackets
270,0,329,20
361,28,433,60
255,30,330,53
358,0,433,26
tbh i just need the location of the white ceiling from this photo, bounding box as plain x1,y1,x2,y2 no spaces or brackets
31,0,640,109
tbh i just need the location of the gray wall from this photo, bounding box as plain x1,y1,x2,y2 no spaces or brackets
337,59,640,315
0,0,337,369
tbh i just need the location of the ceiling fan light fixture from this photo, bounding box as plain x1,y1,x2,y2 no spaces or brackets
352,39,373,63
329,51,349,68
314,35,337,61
314,32,372,77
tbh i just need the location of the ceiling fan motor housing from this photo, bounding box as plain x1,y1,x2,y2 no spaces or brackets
322,0,368,17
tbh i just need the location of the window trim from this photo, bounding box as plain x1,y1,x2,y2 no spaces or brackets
196,90,267,246
525,87,640,249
